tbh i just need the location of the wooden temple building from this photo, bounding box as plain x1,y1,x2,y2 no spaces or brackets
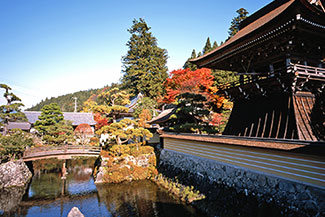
191,0,325,141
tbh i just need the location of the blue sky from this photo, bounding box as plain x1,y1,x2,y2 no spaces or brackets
0,0,270,109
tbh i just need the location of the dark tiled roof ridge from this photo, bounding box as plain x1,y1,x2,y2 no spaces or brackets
190,0,295,64
240,0,293,29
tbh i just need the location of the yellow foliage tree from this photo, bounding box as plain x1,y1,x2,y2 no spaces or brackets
139,109,152,128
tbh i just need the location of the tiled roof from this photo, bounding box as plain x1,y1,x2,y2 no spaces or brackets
23,111,96,126
148,108,175,124
7,122,31,130
23,111,41,124
190,0,296,67
126,93,143,111
63,112,96,126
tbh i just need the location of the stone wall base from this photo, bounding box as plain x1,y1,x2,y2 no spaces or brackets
158,149,324,217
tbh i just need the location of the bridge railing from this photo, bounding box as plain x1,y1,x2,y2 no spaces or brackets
23,145,101,158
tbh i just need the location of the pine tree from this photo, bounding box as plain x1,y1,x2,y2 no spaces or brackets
0,84,27,135
203,37,212,54
166,93,216,134
228,8,249,37
183,49,198,71
121,18,168,98
93,87,130,123
34,103,74,145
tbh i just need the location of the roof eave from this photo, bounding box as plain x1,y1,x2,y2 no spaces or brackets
190,0,297,68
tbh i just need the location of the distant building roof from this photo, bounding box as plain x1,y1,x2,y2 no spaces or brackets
126,93,143,112
23,111,96,126
7,122,31,131
148,108,175,124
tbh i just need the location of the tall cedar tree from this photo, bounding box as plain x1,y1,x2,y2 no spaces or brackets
203,37,212,54
228,8,249,37
183,49,197,71
0,84,27,135
122,18,168,98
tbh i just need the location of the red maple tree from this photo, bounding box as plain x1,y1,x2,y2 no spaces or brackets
163,68,227,109
164,68,214,103
74,123,94,135
93,113,109,130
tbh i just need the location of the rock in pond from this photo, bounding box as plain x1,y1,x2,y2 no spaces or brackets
67,207,85,217
0,159,32,188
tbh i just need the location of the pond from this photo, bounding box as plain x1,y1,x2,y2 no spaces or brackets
0,158,206,217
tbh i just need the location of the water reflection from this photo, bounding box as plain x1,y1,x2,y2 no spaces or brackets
0,158,206,217
97,181,201,217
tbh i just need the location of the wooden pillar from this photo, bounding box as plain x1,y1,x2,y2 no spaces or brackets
61,160,67,179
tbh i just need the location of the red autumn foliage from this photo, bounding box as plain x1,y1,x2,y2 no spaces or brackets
93,113,109,130
209,113,224,127
74,123,94,135
164,68,214,103
164,68,227,110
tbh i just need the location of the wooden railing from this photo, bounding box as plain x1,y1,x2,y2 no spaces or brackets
217,67,286,90
218,64,325,91
288,64,325,79
23,145,101,161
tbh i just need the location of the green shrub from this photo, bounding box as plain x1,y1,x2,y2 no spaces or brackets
0,129,34,163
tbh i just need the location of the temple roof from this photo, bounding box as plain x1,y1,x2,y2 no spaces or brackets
190,0,325,70
23,111,96,126
148,108,175,124
7,122,31,131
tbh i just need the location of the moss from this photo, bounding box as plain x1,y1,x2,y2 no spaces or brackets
153,174,205,204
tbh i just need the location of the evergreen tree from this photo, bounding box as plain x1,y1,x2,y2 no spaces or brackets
212,70,240,88
133,97,157,118
0,129,34,162
121,18,168,98
203,37,212,54
27,88,101,112
166,93,215,134
228,8,249,37
212,41,218,49
0,84,27,135
34,103,74,145
183,49,198,71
